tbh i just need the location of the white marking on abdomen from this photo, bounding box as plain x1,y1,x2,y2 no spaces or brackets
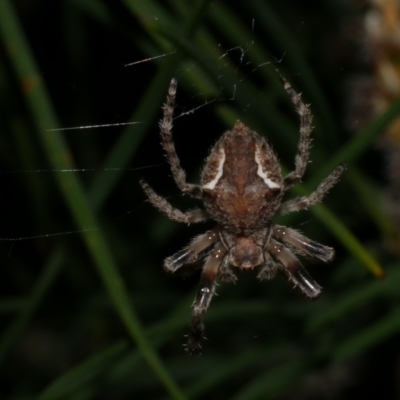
203,149,226,190
255,148,280,189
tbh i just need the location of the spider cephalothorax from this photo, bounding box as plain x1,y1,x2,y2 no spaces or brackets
140,77,345,355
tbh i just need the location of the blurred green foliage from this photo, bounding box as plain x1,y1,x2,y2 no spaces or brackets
0,0,399,399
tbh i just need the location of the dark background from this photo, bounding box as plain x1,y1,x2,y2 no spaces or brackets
1,0,400,399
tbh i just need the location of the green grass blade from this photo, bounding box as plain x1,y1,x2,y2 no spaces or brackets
309,202,384,277
0,2,186,398
347,168,399,244
281,175,384,277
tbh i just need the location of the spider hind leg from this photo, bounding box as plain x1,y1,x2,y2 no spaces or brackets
273,225,334,262
267,239,322,298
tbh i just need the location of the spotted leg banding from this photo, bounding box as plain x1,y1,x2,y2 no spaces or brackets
164,228,220,273
160,78,202,198
272,225,334,262
185,242,227,355
267,239,322,298
279,162,346,214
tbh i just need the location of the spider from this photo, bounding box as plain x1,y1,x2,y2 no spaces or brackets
140,76,346,355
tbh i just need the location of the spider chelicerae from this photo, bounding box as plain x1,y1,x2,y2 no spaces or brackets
140,76,345,355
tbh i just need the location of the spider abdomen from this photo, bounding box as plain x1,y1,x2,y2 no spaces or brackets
201,120,284,229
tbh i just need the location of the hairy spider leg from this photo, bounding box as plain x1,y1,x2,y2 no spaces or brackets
164,228,220,273
140,75,346,354
280,76,313,190
272,225,334,262
160,78,202,198
186,242,227,355
140,180,208,224
279,163,346,214
267,239,322,298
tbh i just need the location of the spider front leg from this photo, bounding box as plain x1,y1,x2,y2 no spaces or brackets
267,239,322,298
279,163,346,214
160,78,202,198
280,76,313,190
185,242,227,355
140,180,208,224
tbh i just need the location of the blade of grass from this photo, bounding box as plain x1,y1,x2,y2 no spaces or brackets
309,202,384,277
0,2,185,398
347,168,400,245
276,166,383,277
